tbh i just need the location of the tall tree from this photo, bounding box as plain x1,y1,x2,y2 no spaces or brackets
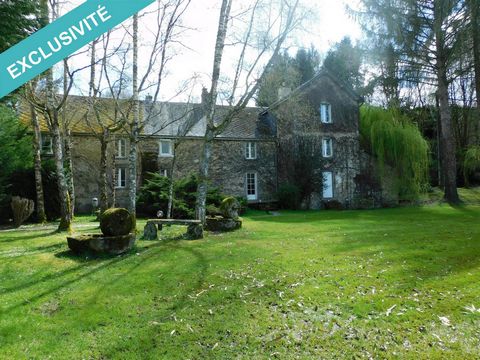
295,45,320,84
467,0,480,143
256,51,300,106
323,37,365,93
26,0,74,231
30,103,47,223
96,0,191,218
256,46,319,107
356,0,467,203
196,0,302,223
0,0,38,53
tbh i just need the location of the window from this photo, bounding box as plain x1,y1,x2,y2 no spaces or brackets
320,103,332,123
322,138,333,158
116,167,126,188
246,172,257,200
245,142,257,159
322,171,333,198
115,138,127,159
159,140,173,157
160,169,168,177
41,135,53,154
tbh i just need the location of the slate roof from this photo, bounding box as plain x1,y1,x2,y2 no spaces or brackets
261,68,363,114
19,95,276,140
18,95,139,135
144,102,274,139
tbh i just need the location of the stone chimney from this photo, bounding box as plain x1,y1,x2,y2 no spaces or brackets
201,87,210,106
277,83,291,101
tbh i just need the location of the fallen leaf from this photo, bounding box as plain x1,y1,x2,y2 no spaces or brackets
386,304,396,316
438,316,451,326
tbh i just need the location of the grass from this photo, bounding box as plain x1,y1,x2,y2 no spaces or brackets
1,203,480,358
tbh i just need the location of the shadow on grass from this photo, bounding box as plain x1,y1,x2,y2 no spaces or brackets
328,206,480,285
93,238,209,358
0,230,58,243
0,232,208,320
0,242,67,260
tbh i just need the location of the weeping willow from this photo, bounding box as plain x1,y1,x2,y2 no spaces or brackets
360,105,430,200
464,146,480,185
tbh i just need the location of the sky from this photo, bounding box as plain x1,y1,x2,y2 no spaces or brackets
159,0,362,100
63,0,362,101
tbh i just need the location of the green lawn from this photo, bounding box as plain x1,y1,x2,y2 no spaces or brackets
1,204,480,359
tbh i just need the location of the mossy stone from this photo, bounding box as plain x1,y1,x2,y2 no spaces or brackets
100,208,134,236
220,197,240,219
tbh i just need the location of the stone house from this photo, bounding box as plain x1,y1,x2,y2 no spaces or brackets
20,69,371,213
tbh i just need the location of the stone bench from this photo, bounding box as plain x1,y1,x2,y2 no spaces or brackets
143,219,203,240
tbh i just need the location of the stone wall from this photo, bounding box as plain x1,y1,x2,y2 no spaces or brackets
70,134,277,213
141,137,277,203
270,72,361,209
70,135,139,213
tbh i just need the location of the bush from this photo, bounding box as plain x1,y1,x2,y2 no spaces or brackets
206,204,221,216
464,146,480,186
277,183,301,209
137,173,226,219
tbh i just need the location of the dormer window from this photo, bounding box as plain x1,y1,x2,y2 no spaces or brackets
320,103,332,123
115,138,127,159
322,138,333,158
41,134,53,154
159,140,174,157
245,142,257,160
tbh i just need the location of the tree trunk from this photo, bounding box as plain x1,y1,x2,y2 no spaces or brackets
30,104,47,223
51,118,72,231
196,131,213,223
128,13,139,222
99,132,109,212
111,149,116,207
469,0,480,143
167,150,177,219
64,129,75,216
195,0,232,223
435,12,459,203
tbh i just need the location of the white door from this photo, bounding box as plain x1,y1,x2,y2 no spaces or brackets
323,171,333,198
246,173,257,200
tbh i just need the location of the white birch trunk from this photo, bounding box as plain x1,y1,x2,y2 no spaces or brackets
196,0,232,223
30,104,47,223
128,13,140,220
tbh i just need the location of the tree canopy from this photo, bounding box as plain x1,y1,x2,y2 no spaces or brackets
0,105,33,204
0,0,39,53
256,47,320,107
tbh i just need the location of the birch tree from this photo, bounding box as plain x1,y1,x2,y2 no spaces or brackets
94,0,191,219
30,102,47,223
25,0,73,231
196,0,302,222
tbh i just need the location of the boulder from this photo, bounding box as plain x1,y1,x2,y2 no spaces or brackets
205,216,242,232
186,224,203,240
143,222,158,240
100,208,134,236
67,233,136,255
220,197,240,220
